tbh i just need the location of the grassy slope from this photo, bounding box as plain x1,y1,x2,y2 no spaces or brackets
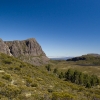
0,53,100,100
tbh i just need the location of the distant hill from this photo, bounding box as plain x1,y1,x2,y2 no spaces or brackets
86,53,100,57
66,54,100,66
50,57,73,60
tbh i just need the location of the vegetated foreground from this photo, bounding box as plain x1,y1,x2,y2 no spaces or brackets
0,53,100,100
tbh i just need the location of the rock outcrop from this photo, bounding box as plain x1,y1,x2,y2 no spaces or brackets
0,39,12,56
0,38,49,65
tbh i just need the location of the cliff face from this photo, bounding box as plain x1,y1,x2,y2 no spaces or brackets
0,38,49,65
0,39,12,56
5,38,46,57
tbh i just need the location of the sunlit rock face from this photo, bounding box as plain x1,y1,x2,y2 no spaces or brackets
0,38,12,56
0,38,49,66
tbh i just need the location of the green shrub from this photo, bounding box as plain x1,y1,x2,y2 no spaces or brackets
31,83,38,87
48,89,53,93
25,77,33,86
86,82,91,88
52,92,75,100
0,85,21,99
3,59,12,64
45,64,51,71
0,82,5,87
14,66,21,71
93,94,100,99
59,72,64,79
2,74,12,81
53,68,58,73
8,66,13,70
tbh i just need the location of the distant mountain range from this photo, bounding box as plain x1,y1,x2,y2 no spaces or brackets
49,53,100,61
49,57,73,60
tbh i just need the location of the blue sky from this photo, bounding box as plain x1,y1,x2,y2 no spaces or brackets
0,0,100,57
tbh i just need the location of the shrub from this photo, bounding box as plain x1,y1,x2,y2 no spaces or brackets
52,92,75,100
59,72,64,79
2,74,12,81
31,83,38,87
3,59,12,64
0,85,21,99
0,82,5,87
14,66,21,71
48,89,53,93
53,68,58,73
25,77,33,86
45,64,51,71
86,82,91,88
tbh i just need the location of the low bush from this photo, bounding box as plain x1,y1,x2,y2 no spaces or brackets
2,74,12,81
52,92,75,100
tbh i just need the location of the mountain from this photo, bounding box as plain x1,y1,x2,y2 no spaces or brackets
50,57,73,60
0,38,49,65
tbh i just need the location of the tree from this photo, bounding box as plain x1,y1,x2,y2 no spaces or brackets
86,82,91,88
83,74,89,86
53,68,58,73
45,64,51,71
96,78,100,85
79,73,84,85
59,72,64,79
90,75,98,86
73,70,80,84
65,69,74,81
65,69,100,88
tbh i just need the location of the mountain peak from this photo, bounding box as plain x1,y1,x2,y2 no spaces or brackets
0,38,49,65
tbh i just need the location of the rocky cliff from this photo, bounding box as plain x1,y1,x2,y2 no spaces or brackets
0,39,12,56
0,38,49,65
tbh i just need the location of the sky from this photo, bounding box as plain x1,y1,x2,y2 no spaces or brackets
0,0,100,57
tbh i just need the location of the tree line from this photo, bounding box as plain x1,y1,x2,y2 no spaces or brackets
64,69,100,88
45,65,100,88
